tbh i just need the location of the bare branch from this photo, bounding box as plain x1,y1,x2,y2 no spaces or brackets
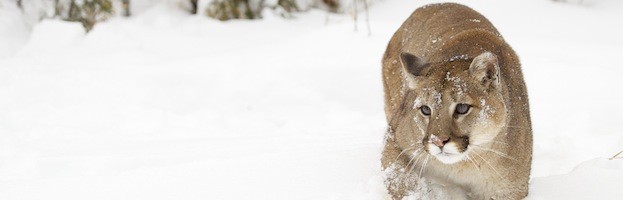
609,149,623,160
353,0,358,31
363,0,371,36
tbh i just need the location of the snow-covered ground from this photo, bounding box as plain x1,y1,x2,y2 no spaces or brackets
1,0,623,199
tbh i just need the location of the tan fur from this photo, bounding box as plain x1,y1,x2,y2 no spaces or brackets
381,3,532,200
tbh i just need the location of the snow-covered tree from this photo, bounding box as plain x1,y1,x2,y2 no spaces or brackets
57,0,113,31
202,0,359,21
205,0,261,20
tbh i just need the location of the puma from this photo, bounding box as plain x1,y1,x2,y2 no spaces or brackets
380,3,533,200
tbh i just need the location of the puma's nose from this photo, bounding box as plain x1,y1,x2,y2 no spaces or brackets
432,135,450,148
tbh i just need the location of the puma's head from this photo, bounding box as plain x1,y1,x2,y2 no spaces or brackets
400,51,508,164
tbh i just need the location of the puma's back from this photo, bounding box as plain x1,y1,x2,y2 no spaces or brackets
383,3,525,117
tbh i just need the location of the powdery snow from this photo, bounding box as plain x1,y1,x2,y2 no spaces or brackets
530,158,623,199
1,0,623,199
0,0,29,58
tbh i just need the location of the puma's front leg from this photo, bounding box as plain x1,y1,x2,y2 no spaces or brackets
381,129,419,200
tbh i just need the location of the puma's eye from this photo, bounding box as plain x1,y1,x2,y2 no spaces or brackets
455,103,471,115
420,105,431,116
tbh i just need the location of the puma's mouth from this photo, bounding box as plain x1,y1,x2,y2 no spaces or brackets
426,142,466,164
433,152,465,164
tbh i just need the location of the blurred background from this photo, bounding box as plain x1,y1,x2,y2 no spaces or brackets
1,0,622,199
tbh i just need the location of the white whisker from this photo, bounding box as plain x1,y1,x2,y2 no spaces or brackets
501,125,531,130
401,152,418,177
406,149,424,167
471,145,516,161
418,155,431,178
471,139,509,146
405,152,425,178
394,146,420,163
465,154,483,176
472,150,502,177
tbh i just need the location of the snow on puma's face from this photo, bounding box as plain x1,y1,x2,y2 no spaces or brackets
401,52,508,164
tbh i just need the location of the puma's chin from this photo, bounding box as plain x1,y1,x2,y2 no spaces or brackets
434,152,465,164
427,143,466,164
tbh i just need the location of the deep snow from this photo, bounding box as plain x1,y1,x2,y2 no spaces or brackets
1,0,623,199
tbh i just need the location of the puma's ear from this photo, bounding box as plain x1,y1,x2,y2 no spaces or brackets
469,52,500,90
400,52,428,89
